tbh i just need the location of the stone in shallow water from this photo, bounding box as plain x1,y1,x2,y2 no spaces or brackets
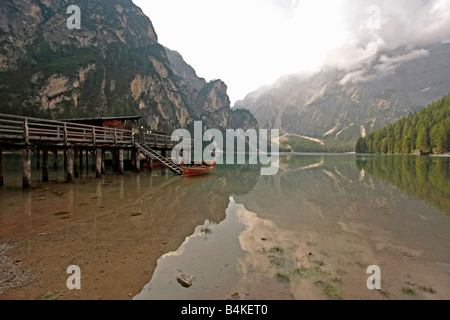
177,274,194,288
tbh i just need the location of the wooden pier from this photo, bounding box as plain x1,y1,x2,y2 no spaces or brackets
0,113,183,188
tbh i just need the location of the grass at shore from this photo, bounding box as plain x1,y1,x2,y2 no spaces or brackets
0,242,32,295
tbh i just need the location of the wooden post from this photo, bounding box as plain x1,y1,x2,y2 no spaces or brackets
92,127,96,145
0,146,3,187
66,148,73,183
24,118,29,145
149,158,153,172
101,149,106,174
131,149,135,171
91,150,95,172
119,175,124,200
64,150,67,170
36,148,41,169
42,149,49,182
23,118,31,189
119,149,124,175
111,150,117,172
96,149,102,178
68,183,74,219
63,123,68,145
22,190,32,228
136,174,141,195
95,179,102,207
79,149,83,173
53,150,58,169
22,147,31,189
85,149,89,173
135,149,141,173
74,149,80,178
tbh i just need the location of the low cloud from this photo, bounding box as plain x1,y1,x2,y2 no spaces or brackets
325,0,450,84
340,49,431,84
274,0,300,11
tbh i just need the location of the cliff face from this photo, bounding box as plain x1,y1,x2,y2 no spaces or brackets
235,43,450,144
0,0,257,133
165,48,258,131
0,0,158,72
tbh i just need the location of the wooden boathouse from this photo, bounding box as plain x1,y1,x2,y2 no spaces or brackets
0,113,184,188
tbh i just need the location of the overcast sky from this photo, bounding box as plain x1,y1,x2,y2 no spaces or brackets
133,0,450,105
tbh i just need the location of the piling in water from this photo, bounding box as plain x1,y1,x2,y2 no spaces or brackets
22,147,31,189
42,149,49,182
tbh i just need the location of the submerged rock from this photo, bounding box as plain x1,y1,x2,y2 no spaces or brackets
176,274,194,288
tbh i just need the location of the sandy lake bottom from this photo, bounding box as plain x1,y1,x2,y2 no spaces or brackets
1,154,449,300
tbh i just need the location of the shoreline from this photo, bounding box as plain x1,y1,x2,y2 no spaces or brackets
0,220,178,300
430,154,450,157
0,173,227,300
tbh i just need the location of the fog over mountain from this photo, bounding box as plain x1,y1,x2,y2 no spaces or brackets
235,42,450,145
235,0,450,147
325,0,450,84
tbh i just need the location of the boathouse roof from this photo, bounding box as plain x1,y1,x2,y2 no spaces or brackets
62,116,142,125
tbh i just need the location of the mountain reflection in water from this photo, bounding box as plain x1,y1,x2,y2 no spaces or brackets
135,154,450,300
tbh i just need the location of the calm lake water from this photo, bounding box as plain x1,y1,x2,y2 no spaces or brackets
1,153,449,300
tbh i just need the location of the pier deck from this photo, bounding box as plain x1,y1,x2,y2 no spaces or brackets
0,113,182,188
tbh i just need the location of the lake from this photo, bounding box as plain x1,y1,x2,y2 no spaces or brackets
0,153,449,300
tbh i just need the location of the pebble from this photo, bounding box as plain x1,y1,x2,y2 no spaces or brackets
177,274,194,288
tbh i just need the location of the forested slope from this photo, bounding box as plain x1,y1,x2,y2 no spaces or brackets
356,93,450,155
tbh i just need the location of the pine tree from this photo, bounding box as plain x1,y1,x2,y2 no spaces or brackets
380,138,389,154
356,92,450,155
402,136,412,154
388,138,395,154
416,126,430,153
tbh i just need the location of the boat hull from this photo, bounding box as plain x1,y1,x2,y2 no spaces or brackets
182,166,214,177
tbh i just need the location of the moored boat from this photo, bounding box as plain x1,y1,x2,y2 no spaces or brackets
181,161,216,177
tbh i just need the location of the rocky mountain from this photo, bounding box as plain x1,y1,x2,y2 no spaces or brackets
0,0,257,133
164,47,258,131
235,43,450,150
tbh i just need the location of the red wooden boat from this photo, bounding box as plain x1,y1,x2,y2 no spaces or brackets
181,161,216,177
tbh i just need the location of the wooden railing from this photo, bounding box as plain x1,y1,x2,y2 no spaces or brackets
143,132,194,149
0,113,191,188
0,113,134,146
0,113,180,149
143,132,175,148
